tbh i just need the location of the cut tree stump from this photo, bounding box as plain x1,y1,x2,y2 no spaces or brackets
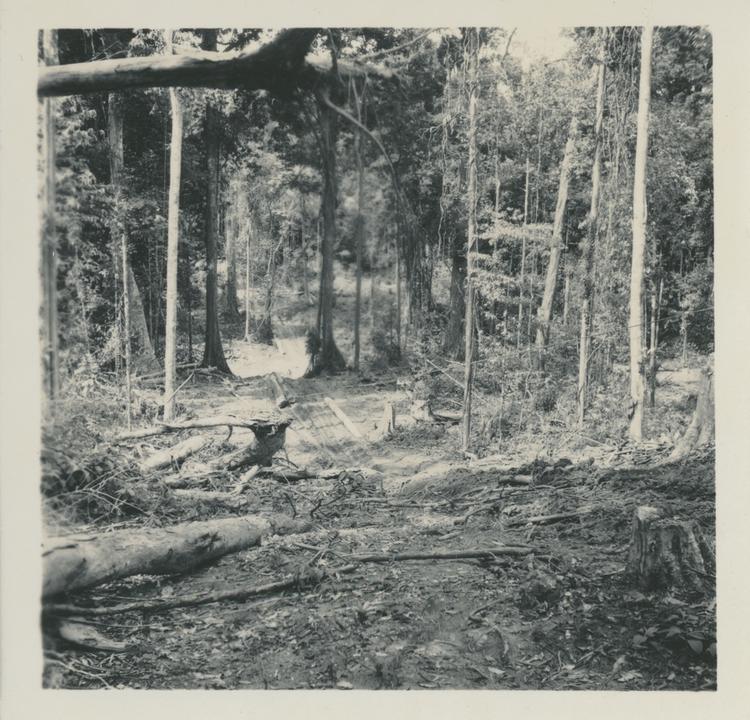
626,506,714,594
42,513,309,598
211,419,291,469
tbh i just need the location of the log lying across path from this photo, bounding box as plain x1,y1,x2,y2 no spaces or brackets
141,435,210,472
42,513,310,598
44,545,534,616
116,415,288,441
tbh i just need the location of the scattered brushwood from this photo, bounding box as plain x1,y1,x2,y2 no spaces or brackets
42,513,312,598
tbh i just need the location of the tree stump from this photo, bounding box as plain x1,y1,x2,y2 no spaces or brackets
377,401,396,439
410,379,434,422
626,506,713,595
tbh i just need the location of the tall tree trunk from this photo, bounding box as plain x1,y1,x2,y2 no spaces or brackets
517,157,530,351
462,28,479,453
245,218,253,340
108,94,133,428
628,27,653,441
534,116,577,368
308,93,345,376
41,30,60,404
200,32,231,374
577,47,606,427
352,80,366,372
163,32,183,422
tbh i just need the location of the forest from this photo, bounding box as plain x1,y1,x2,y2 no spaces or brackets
36,26,716,690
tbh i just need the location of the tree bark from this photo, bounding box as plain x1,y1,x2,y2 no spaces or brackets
42,514,308,598
41,30,60,404
462,28,479,453
352,80,366,372
245,217,253,340
308,93,345,376
517,157,530,350
669,364,714,460
534,116,577,368
200,29,232,374
628,27,654,441
224,202,242,321
108,93,133,427
577,48,606,427
626,506,713,595
163,33,184,422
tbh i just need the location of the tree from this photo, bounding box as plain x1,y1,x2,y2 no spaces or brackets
40,29,60,404
576,38,606,427
628,26,654,441
163,32,184,422
462,28,480,452
200,30,231,374
534,116,577,368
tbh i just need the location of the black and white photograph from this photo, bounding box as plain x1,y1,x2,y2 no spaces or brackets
1,1,749,714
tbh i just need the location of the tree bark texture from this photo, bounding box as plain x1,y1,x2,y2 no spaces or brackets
42,514,309,598
163,34,184,422
577,50,606,427
462,28,479,453
534,116,577,368
628,26,654,441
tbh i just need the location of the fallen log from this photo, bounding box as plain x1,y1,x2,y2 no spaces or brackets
324,397,364,439
116,415,284,441
42,513,310,598
45,564,360,617
141,435,210,472
44,545,535,616
507,507,593,528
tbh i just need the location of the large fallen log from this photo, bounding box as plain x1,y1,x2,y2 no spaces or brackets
141,435,210,472
42,513,310,598
116,415,285,441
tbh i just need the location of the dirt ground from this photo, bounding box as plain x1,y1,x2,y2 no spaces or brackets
41,283,716,691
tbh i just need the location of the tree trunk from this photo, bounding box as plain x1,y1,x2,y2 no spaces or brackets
201,31,232,374
577,48,606,427
127,266,159,372
41,30,60,404
108,93,133,428
462,29,479,453
163,33,183,422
443,251,467,360
628,27,653,441
42,514,308,598
626,506,713,595
669,365,714,460
352,79,367,372
534,116,577,369
308,93,345,376
245,217,253,340
517,157,530,351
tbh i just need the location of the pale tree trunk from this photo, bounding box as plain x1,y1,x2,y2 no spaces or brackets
534,116,577,369
200,30,231,373
628,27,653,441
163,32,183,422
577,48,606,427
517,157,530,351
41,30,60,404
245,217,253,340
108,93,132,428
462,28,479,453
669,364,714,460
352,79,366,372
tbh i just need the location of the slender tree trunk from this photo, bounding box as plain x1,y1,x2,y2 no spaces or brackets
225,204,241,320
163,32,183,422
308,93,345,375
534,116,577,368
352,80,366,372
395,227,402,351
443,250,467,360
245,218,253,340
628,27,653,441
562,268,570,325
462,28,479,453
41,30,60,404
577,49,606,427
517,157,530,350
